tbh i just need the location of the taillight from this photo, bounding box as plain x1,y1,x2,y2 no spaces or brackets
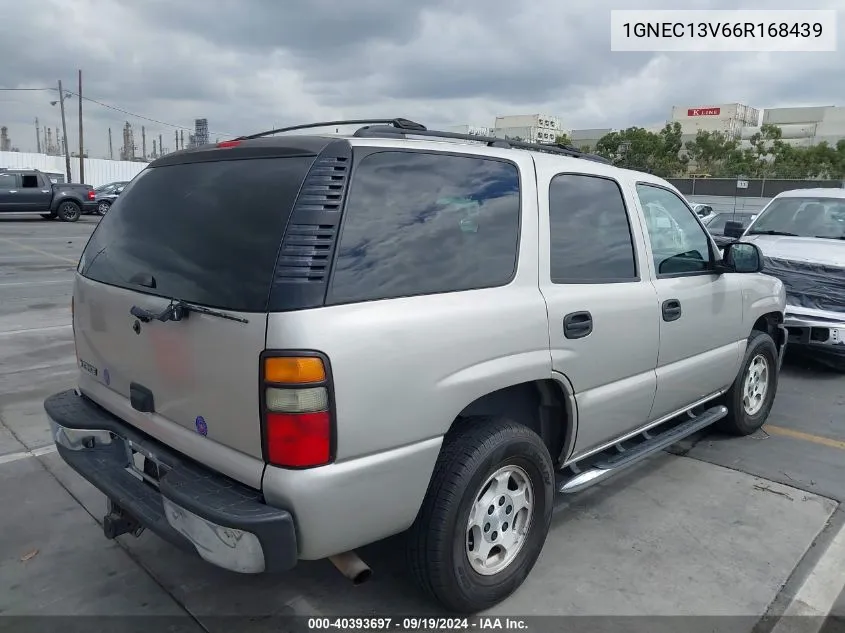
87,190,95,200
261,354,333,468
217,140,241,148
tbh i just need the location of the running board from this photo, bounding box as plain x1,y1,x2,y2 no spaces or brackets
557,405,728,494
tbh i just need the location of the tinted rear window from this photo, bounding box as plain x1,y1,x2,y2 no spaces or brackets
326,150,521,305
79,157,314,312
548,174,637,282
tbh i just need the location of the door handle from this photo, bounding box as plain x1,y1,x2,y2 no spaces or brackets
662,299,682,322
563,311,593,339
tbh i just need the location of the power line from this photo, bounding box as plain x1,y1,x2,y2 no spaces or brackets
0,86,235,137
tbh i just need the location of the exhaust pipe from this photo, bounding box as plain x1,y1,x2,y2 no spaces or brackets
328,551,372,585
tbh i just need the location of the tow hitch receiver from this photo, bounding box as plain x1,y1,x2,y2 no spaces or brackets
103,499,145,539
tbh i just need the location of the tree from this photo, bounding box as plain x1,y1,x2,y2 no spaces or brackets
554,133,573,147
594,123,687,177
684,131,736,175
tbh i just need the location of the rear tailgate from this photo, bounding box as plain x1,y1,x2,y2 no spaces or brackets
73,150,316,479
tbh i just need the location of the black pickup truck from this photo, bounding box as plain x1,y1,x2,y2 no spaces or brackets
0,168,97,222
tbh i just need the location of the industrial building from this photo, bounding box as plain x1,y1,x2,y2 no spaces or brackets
0,127,12,152
670,103,761,144
740,106,845,148
492,114,569,143
443,125,493,137
187,118,209,149
569,128,612,151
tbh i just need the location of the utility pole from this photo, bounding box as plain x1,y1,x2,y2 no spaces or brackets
108,128,113,160
78,70,84,183
159,133,163,155
57,80,72,182
35,118,41,153
180,129,184,150
141,126,147,160
175,130,178,151
152,140,157,158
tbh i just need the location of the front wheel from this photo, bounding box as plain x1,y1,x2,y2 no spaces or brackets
97,200,111,215
717,330,779,435
56,201,81,222
407,417,554,613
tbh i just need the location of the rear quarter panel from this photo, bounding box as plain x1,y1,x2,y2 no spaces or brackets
264,151,551,462
50,185,88,210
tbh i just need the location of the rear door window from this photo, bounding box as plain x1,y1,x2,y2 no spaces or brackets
0,173,18,189
326,150,521,305
79,157,314,312
548,173,637,283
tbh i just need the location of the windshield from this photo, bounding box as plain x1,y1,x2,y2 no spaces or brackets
704,213,756,232
748,197,845,239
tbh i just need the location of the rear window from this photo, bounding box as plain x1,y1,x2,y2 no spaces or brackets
326,150,521,305
705,213,755,232
79,157,314,312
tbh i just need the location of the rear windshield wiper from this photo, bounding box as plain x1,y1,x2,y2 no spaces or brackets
747,230,799,236
130,299,249,324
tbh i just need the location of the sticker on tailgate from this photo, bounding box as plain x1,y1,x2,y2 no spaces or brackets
79,359,98,376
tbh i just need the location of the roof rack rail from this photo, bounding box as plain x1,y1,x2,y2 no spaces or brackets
235,118,426,141
352,124,610,164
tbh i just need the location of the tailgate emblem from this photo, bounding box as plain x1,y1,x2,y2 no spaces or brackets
195,416,208,436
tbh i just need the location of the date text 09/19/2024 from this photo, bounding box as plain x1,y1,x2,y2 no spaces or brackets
307,617,529,631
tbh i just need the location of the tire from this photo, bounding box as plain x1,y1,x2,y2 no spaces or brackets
717,330,779,435
56,201,81,222
97,200,111,215
407,417,554,613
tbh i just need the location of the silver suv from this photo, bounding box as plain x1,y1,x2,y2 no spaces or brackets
45,119,787,613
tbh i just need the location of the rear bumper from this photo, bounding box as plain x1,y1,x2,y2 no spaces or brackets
44,389,298,574
783,308,845,365
81,200,98,213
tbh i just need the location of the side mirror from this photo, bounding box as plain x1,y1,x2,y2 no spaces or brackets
723,242,763,273
723,221,745,238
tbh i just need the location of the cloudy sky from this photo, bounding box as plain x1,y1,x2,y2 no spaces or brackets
1,0,843,158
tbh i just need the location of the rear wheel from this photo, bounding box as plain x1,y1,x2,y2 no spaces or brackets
407,417,554,613
97,200,111,215
717,330,779,435
57,201,81,222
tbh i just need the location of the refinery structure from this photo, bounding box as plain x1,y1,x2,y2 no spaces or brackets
0,116,214,187
114,117,212,162
1,116,213,163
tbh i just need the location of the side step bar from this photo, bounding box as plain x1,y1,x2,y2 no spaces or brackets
557,405,728,494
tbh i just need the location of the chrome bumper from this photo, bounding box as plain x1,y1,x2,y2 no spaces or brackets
45,389,298,574
783,307,845,358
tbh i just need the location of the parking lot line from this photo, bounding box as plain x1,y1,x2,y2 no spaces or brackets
0,236,78,264
0,280,68,287
0,324,72,337
764,425,845,451
0,444,57,466
771,518,845,631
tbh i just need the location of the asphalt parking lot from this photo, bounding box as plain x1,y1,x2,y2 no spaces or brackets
2,215,845,632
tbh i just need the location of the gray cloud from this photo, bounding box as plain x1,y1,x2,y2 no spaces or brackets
0,0,843,157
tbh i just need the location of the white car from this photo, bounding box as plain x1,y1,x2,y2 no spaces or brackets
691,203,715,223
